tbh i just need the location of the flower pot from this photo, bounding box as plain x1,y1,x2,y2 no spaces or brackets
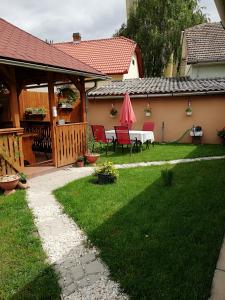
76,161,84,167
110,114,117,118
97,173,116,184
145,112,151,117
0,175,19,191
186,111,192,116
85,153,100,165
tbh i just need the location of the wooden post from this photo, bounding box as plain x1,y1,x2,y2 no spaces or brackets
8,67,20,128
79,77,87,123
47,72,58,167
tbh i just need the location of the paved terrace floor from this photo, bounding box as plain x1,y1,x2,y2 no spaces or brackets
27,156,225,299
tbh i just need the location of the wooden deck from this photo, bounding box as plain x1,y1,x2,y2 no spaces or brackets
24,160,58,178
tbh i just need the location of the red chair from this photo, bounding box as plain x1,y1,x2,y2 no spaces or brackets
91,125,114,155
114,125,140,154
142,122,154,131
142,122,155,148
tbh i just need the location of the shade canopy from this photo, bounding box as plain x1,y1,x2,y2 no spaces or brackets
119,92,136,129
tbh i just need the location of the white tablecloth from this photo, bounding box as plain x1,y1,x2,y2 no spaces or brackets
105,130,155,144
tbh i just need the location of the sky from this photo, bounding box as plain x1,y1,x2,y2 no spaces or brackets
0,0,220,43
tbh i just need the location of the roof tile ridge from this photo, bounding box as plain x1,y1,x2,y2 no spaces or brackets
185,21,221,32
55,36,137,46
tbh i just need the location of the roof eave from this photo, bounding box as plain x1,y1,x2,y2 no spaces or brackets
88,90,225,99
0,57,108,80
188,59,225,65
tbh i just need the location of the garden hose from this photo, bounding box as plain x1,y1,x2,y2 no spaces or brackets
160,127,192,144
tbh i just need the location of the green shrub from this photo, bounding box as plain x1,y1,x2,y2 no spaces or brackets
161,169,173,186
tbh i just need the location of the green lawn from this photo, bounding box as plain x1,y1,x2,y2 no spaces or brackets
0,190,60,300
55,159,225,299
96,143,225,165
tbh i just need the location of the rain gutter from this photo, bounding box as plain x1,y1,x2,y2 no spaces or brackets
0,58,107,80
88,90,225,100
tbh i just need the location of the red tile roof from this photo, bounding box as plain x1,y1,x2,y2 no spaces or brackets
0,18,104,77
54,37,144,77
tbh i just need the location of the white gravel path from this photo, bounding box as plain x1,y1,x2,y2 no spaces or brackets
26,155,225,299
27,167,127,300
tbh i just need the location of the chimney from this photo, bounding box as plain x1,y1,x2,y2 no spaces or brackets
73,32,81,43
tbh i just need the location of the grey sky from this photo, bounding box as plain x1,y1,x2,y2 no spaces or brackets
1,0,220,43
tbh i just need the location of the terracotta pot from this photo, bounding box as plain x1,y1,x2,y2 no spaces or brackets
0,175,19,191
76,161,84,167
85,153,100,164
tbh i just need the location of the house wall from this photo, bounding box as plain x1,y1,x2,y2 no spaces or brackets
123,54,140,79
187,63,225,79
88,94,225,144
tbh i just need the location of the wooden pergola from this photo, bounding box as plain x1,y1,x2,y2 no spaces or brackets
0,18,106,175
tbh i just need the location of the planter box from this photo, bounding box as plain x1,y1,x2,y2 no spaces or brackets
97,173,116,184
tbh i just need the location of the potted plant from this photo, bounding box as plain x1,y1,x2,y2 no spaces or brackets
0,174,20,192
85,135,100,165
25,107,46,119
217,128,225,145
185,107,192,116
57,86,77,109
16,172,29,189
76,156,85,167
94,161,119,184
110,104,118,118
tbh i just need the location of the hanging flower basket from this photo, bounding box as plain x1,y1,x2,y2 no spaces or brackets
185,107,192,116
145,110,151,117
110,104,118,118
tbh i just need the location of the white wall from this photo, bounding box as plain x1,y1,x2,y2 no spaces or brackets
123,54,140,80
186,63,225,79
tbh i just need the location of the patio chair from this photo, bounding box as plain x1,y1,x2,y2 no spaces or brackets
114,125,141,154
91,125,114,155
142,122,155,148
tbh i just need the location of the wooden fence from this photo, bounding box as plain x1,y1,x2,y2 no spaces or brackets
0,128,24,175
55,123,87,167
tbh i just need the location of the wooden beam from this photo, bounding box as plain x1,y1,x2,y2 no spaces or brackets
47,72,58,167
8,66,20,128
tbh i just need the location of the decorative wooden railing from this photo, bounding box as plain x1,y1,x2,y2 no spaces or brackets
55,123,87,167
22,121,52,153
0,128,24,175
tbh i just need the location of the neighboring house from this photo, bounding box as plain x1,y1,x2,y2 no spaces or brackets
214,0,225,27
180,22,225,79
88,77,225,144
54,35,144,86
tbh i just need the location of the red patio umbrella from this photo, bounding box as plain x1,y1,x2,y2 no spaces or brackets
119,92,136,129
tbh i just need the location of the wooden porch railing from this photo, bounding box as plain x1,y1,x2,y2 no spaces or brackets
0,128,24,175
55,123,87,167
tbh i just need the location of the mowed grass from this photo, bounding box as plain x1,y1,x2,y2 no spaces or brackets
55,159,225,299
96,143,225,165
0,190,60,300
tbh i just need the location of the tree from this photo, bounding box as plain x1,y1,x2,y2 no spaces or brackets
115,0,207,77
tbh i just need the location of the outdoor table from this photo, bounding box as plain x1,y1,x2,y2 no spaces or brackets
105,130,155,144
